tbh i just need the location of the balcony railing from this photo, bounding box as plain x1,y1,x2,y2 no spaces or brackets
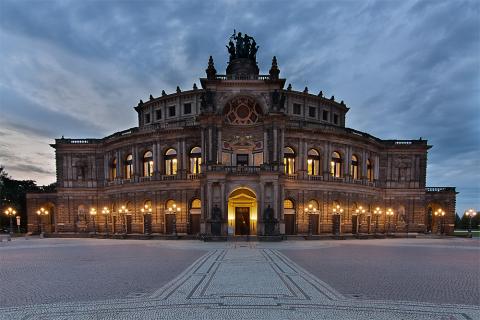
214,74,271,81
426,187,456,192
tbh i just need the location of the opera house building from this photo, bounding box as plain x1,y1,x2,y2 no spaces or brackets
27,33,457,239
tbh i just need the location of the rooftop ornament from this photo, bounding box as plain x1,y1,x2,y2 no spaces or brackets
226,30,259,62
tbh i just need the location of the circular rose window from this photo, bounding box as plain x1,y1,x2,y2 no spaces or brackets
224,96,262,125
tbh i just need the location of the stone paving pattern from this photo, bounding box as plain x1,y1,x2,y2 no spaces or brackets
0,238,479,319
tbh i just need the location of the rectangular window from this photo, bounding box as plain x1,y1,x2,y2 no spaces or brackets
236,154,249,166
293,103,301,115
184,103,192,114
322,110,329,121
168,106,176,117
308,106,316,118
145,113,151,124
155,109,162,120
333,114,339,124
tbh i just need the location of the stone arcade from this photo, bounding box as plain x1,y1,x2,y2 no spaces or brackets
27,33,457,238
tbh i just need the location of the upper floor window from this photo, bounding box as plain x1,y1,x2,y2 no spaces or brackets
110,158,117,180
125,154,133,179
224,96,262,125
189,147,202,174
284,147,296,175
184,103,192,114
367,159,373,181
293,103,301,115
168,106,176,117
322,110,329,121
165,148,177,175
333,113,339,125
351,155,359,180
143,151,154,177
331,151,342,178
307,149,320,176
145,113,151,124
308,106,316,118
155,109,162,120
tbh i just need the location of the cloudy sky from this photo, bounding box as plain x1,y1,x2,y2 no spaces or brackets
0,0,478,213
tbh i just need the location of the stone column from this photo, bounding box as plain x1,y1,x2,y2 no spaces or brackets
273,128,278,162
181,140,187,173
217,127,222,164
263,131,269,164
208,127,213,162
116,150,121,178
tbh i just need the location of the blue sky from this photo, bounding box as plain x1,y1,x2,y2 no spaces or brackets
0,0,478,213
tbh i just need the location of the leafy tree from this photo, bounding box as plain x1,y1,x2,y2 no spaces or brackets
0,167,56,232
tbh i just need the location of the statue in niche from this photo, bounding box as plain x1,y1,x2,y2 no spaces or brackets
263,205,278,236
271,90,286,111
212,204,222,220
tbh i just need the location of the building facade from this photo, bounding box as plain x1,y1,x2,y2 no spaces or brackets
27,33,457,237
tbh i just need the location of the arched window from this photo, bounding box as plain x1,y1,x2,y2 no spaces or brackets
165,148,177,175
191,198,201,209
307,200,319,210
367,159,373,181
331,152,342,178
284,199,294,209
307,149,320,176
284,147,295,175
143,151,153,177
189,147,202,174
125,154,133,179
351,155,359,180
165,199,177,213
110,158,117,180
224,96,262,125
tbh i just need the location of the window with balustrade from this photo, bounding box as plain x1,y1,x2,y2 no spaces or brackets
165,148,177,175
143,151,154,177
351,154,359,180
307,149,320,176
284,147,296,175
110,158,117,180
125,154,133,179
331,151,342,178
189,147,202,174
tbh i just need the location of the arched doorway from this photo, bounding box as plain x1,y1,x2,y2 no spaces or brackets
189,198,201,235
284,199,296,235
227,188,257,236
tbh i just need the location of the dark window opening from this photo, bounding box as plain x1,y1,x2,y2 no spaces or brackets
169,106,176,117
333,114,339,124
293,103,301,115
156,109,162,120
308,106,316,118
236,154,249,166
184,103,192,114
322,110,329,121
145,113,151,124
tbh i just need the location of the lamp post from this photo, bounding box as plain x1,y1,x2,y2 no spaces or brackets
373,207,382,235
101,207,110,236
140,204,153,235
36,207,49,237
386,208,394,235
304,204,317,236
434,208,445,235
168,204,180,235
90,208,97,235
464,209,477,238
355,206,366,234
119,205,128,234
332,204,343,236
4,207,16,235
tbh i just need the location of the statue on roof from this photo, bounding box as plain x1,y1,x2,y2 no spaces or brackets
227,30,259,62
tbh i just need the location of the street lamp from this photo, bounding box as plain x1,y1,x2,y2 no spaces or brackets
4,207,16,235
304,204,317,236
373,207,382,235
434,208,445,235
36,207,49,237
464,209,477,238
167,204,180,235
332,204,343,236
119,205,128,234
101,207,110,236
386,208,394,235
90,208,97,235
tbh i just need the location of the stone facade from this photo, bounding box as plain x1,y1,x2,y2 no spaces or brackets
26,34,456,237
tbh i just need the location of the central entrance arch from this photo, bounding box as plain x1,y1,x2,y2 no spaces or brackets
227,187,257,236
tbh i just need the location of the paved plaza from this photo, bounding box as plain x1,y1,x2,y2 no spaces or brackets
0,237,479,319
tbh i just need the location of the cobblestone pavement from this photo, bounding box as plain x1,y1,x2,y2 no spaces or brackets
0,238,479,319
